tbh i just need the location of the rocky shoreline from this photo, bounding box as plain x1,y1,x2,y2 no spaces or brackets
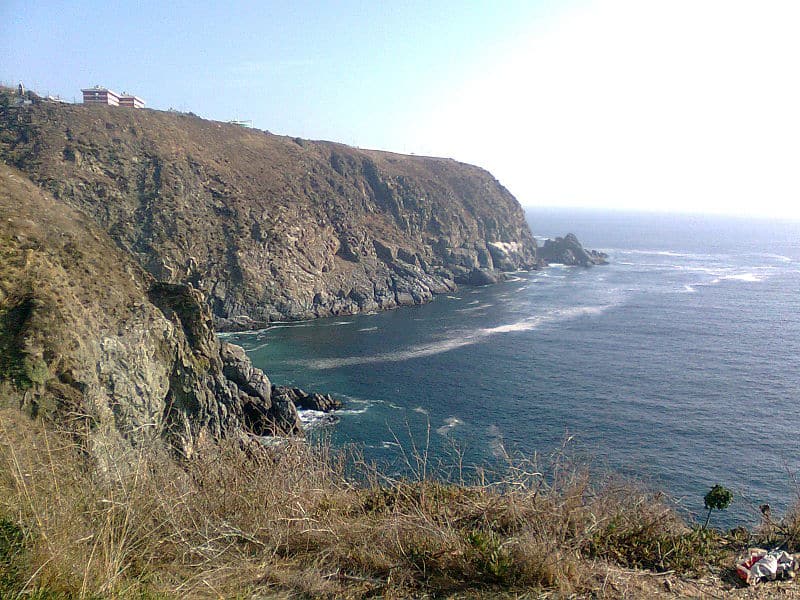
223,231,606,437
216,233,607,331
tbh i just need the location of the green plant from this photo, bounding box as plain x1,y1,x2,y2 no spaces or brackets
467,529,515,583
0,517,27,592
703,484,733,528
23,356,50,387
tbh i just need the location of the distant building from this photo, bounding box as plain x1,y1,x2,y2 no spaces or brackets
44,95,71,104
228,119,252,128
82,86,120,106
119,93,145,108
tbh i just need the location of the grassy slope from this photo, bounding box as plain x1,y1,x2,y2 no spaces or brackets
1,409,799,599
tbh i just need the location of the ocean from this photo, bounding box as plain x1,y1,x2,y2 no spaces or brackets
223,209,800,526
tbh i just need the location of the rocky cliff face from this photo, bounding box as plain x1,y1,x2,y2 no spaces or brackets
0,94,537,328
0,164,305,459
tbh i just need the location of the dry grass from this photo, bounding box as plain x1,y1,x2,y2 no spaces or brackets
1,408,794,599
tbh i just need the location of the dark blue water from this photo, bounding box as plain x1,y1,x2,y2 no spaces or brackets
224,209,800,526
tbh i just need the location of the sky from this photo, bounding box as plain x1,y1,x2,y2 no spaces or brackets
2,0,799,218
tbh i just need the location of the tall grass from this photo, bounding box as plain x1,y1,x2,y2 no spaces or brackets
0,408,779,598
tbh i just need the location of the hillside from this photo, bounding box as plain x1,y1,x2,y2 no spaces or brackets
0,162,314,460
0,91,536,328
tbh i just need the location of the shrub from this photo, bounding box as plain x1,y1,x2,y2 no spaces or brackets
703,484,733,528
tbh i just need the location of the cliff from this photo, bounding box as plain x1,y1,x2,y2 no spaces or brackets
0,92,537,329
0,163,306,459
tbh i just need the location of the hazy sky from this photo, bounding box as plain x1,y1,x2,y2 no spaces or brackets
2,1,799,218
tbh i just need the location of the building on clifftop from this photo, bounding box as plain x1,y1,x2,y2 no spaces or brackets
119,93,145,108
82,86,120,106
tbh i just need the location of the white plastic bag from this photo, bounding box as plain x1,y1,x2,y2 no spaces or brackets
750,554,778,581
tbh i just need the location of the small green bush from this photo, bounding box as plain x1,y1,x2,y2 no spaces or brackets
466,529,515,583
23,356,50,387
703,484,733,528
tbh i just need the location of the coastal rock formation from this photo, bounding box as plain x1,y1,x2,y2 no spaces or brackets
0,164,306,459
272,386,343,412
0,92,537,328
538,233,608,267
455,267,502,286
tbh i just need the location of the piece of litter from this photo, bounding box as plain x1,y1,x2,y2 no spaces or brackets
736,548,798,585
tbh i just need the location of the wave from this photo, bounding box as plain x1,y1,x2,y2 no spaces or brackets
487,424,507,458
436,416,463,436
266,323,313,331
337,394,377,409
753,252,793,263
623,249,712,259
455,303,494,313
337,407,371,415
358,326,378,332
672,265,725,274
714,273,765,283
217,329,262,339
297,409,340,429
725,273,766,282
295,304,615,370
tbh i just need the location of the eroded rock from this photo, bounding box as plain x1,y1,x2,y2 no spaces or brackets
537,233,608,267
273,386,344,412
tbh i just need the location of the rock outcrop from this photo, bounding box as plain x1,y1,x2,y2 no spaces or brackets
455,267,503,286
0,92,537,328
537,233,608,267
272,386,343,412
0,164,308,459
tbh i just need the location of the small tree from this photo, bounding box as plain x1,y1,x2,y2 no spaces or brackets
703,484,733,528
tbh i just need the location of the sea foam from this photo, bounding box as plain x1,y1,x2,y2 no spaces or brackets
296,304,614,370
436,417,463,435
719,273,764,283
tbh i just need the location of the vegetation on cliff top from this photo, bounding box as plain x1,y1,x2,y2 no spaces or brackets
2,409,800,599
